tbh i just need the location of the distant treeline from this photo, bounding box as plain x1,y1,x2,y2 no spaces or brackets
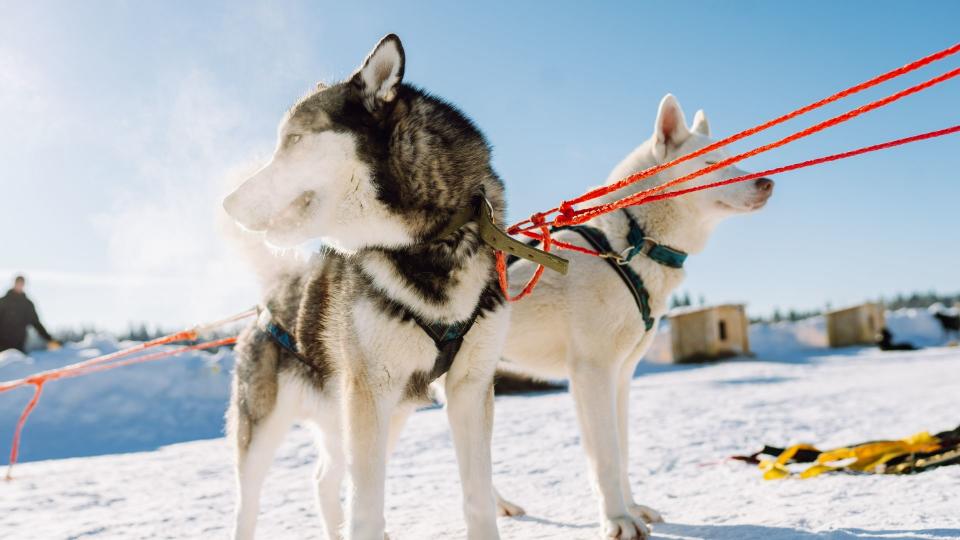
53,322,239,344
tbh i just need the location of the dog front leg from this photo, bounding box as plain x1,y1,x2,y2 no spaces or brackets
344,377,392,540
616,361,662,525
445,373,500,540
569,361,649,540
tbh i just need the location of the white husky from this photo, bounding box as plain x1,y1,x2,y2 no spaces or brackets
497,94,774,539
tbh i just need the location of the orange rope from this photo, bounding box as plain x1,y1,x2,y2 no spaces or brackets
507,42,960,234
496,43,960,300
513,125,960,252
1,309,255,479
561,67,960,226
637,125,960,205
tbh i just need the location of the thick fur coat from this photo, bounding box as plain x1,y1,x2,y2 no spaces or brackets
223,35,509,540
496,95,774,540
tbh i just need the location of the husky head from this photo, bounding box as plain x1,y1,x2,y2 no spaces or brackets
223,34,498,251
616,94,774,223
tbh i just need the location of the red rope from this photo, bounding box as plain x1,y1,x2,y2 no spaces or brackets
562,67,960,226
1,309,254,479
5,383,43,480
498,224,553,300
637,125,960,205
508,41,960,234
496,43,960,300
511,125,960,260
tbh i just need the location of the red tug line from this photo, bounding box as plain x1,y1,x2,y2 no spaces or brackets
0,309,256,479
499,42,960,300
509,42,960,234
516,125,960,257
1,43,958,478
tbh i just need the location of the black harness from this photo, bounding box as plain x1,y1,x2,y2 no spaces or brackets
257,303,478,381
254,196,564,383
510,209,687,331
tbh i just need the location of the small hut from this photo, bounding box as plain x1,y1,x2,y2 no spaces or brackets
826,303,885,348
669,304,750,363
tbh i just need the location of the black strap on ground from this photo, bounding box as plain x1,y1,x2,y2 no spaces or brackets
732,424,960,476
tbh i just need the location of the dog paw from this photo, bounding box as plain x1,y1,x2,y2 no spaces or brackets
627,503,663,524
603,515,650,539
496,497,526,517
495,492,526,517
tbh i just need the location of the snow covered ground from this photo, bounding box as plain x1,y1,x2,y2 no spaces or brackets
1,310,958,539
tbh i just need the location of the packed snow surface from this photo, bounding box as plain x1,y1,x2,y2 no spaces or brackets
0,310,958,539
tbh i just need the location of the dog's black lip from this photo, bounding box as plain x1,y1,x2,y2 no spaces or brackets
717,198,769,212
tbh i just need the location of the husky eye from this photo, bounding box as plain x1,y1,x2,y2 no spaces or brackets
285,134,302,147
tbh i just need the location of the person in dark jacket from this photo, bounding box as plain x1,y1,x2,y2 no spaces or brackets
0,275,58,353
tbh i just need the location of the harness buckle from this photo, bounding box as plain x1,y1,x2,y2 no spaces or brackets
601,238,658,266
599,249,629,265
601,238,660,265
638,237,658,256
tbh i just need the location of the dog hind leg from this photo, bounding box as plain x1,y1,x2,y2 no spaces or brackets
232,388,297,540
310,411,346,540
493,487,526,517
386,403,416,457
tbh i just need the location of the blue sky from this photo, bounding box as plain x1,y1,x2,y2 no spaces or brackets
1,1,958,331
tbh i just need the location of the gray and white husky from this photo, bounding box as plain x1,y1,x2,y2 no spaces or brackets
222,34,508,540
495,95,774,540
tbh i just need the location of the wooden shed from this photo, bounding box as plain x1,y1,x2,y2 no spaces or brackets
669,304,750,363
826,303,885,348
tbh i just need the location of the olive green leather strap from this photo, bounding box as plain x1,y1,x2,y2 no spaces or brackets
437,199,569,275
477,199,568,275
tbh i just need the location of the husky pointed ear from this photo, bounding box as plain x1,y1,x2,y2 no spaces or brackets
652,94,690,162
352,34,405,113
691,109,710,137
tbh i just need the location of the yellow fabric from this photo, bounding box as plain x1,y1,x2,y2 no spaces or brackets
760,432,942,480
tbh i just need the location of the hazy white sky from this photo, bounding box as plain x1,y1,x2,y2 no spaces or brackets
1,1,958,332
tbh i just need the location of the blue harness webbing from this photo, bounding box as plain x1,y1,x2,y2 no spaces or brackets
509,209,687,331
257,304,479,382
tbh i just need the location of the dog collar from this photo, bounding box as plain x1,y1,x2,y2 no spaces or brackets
614,209,687,269
437,197,569,275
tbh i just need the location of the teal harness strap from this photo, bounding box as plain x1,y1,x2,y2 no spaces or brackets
256,307,328,379
620,209,687,269
258,305,480,384
553,224,656,331
508,212,688,332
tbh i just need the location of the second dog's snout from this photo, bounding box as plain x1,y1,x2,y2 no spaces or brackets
755,178,774,192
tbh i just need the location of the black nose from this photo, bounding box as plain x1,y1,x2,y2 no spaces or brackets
755,178,774,192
